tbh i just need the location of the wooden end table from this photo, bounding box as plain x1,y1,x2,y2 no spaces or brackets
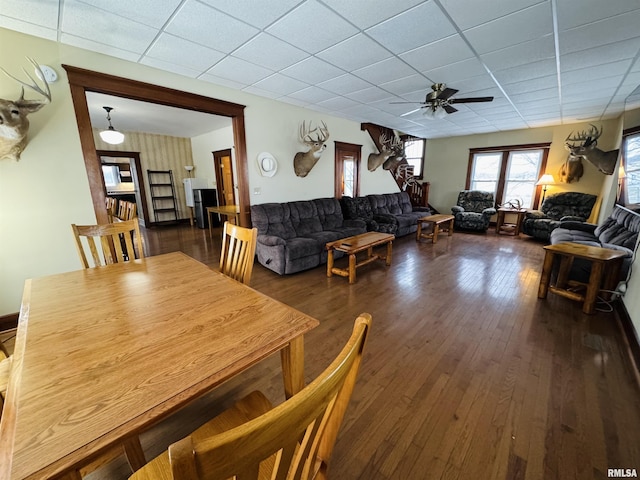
537,242,627,314
326,232,394,284
416,214,454,243
495,207,527,236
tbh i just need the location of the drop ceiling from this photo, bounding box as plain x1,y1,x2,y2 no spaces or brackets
3,0,640,139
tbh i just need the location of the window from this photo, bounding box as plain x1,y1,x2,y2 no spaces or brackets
468,144,550,208
403,138,425,178
334,142,361,198
622,127,640,205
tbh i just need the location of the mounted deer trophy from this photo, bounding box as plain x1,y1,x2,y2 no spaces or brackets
383,133,405,171
0,58,52,161
565,124,618,175
558,155,584,183
293,120,330,177
368,132,403,171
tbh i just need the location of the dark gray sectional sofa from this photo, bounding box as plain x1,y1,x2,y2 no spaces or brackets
550,205,640,284
341,191,431,237
250,197,367,275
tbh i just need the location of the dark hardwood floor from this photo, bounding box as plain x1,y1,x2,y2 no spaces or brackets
66,223,640,478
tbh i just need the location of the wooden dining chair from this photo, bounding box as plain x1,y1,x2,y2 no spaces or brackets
72,219,144,268
219,221,257,285
0,346,11,414
106,196,118,220
117,200,137,221
129,313,372,480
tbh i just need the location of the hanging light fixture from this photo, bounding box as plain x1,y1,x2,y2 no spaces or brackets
422,104,447,120
99,106,125,145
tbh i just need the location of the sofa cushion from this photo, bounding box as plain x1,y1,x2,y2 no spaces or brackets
251,203,296,239
289,201,323,236
313,197,345,231
594,205,640,250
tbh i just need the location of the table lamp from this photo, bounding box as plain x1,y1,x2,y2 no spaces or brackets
617,164,627,203
536,173,555,206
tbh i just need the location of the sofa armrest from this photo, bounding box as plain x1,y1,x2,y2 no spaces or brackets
601,243,633,258
557,221,597,233
560,215,587,222
257,234,286,247
482,207,497,216
412,207,431,213
525,210,546,220
451,206,464,214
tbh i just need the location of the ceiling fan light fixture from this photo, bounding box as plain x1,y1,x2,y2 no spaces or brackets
423,105,447,120
99,106,125,145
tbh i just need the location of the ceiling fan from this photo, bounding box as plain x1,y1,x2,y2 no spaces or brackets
392,83,494,118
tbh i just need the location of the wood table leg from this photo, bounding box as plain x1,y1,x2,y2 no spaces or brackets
538,250,555,299
60,471,83,480
123,437,146,472
208,210,213,239
416,221,422,241
448,218,454,236
584,261,604,314
432,224,440,244
386,240,393,266
281,336,305,399
327,248,334,277
349,254,356,284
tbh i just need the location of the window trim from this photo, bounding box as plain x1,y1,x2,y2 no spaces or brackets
621,125,640,207
402,137,426,180
466,143,550,208
334,141,361,199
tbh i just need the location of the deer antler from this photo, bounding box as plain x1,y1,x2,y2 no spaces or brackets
566,124,601,148
300,120,329,145
1,57,52,105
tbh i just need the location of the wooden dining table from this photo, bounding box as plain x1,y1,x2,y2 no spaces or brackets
207,205,240,238
0,252,319,479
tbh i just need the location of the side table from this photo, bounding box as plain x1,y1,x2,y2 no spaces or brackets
416,214,455,244
537,242,626,314
496,207,527,236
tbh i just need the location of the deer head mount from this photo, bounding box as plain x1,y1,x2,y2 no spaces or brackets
0,58,52,161
564,124,618,176
558,155,584,183
368,132,403,172
293,120,330,177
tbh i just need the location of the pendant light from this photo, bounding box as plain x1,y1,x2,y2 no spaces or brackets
99,106,125,145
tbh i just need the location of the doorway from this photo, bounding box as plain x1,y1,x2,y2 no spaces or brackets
97,150,150,226
334,142,362,198
64,65,250,226
213,149,236,207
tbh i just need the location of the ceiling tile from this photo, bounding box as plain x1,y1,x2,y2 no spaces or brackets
166,0,258,53
253,73,310,96
481,35,555,71
0,17,57,41
422,58,487,84
140,56,202,78
560,9,640,55
556,0,640,30
493,59,557,84
232,33,308,71
1,0,59,29
266,0,358,54
400,35,475,73
365,2,457,54
206,56,274,85
287,86,338,103
352,57,416,85
60,33,142,62
317,34,393,71
62,0,159,54
317,74,373,95
439,0,545,30
78,0,182,28
281,56,345,84
462,3,552,54
561,60,632,86
321,0,423,29
560,39,640,72
199,0,301,29
379,74,431,97
145,33,226,71
346,86,395,104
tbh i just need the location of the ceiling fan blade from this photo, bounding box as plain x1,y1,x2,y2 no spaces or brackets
443,104,458,114
401,107,423,117
450,96,494,104
436,87,459,101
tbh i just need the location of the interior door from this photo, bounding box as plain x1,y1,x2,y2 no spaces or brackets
213,149,236,206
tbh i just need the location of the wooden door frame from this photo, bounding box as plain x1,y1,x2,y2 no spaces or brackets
213,148,235,207
334,141,362,198
96,150,150,226
63,65,250,226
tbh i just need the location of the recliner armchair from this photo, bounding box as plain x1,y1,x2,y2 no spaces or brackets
451,190,496,232
521,191,597,241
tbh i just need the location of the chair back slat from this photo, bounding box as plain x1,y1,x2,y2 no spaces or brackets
219,222,257,285
72,219,144,269
166,314,371,480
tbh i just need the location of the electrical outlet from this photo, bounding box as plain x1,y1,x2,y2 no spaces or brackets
253,187,261,195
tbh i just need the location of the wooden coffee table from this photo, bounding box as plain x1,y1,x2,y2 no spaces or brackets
416,214,454,243
326,232,395,284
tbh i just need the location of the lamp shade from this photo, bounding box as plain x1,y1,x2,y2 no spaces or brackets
536,174,555,186
99,127,125,145
618,164,627,179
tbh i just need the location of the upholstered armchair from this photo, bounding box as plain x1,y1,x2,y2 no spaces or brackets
451,190,496,232
521,192,597,241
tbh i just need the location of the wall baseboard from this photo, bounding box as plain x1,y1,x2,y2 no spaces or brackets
616,300,640,377
0,313,19,332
